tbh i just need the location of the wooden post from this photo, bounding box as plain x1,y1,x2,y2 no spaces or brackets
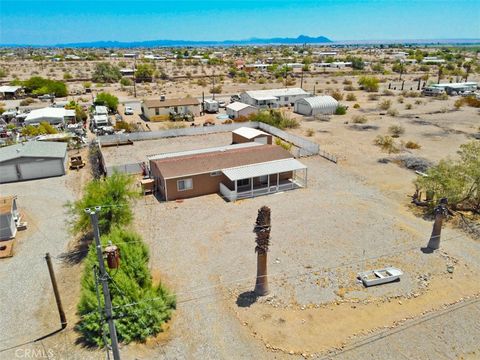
45,253,67,329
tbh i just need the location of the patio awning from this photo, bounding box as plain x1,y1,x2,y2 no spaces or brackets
222,158,306,181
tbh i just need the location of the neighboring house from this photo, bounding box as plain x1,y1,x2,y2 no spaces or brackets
148,142,307,202
422,57,446,64
0,141,68,183
0,86,24,100
0,196,20,240
232,127,272,145
240,88,310,109
141,97,201,121
294,96,338,116
226,102,257,119
245,63,269,72
120,68,135,77
24,107,76,125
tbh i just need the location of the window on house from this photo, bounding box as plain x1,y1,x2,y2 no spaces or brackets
237,178,250,187
284,96,289,101
259,175,268,184
177,178,193,191
210,171,222,177
155,108,159,115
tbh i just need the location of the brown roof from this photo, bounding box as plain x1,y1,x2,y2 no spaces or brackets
152,145,292,179
143,97,200,108
0,196,15,215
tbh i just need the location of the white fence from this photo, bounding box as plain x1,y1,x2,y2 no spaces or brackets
98,121,321,157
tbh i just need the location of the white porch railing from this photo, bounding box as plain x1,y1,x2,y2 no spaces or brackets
221,180,302,202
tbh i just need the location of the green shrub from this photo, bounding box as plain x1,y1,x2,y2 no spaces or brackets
358,76,380,92
275,138,292,151
353,103,360,109
21,122,58,136
76,227,175,347
92,62,121,83
388,124,405,137
305,128,315,137
94,92,119,112
335,105,347,115
23,76,68,97
120,77,133,86
248,110,299,129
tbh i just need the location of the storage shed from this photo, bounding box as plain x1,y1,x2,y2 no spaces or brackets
0,142,68,183
294,96,338,116
24,107,76,125
232,127,272,145
226,102,257,119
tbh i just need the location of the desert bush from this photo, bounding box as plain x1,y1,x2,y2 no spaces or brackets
197,78,207,87
305,128,315,137
275,138,293,151
22,76,68,97
248,110,299,129
331,90,344,101
92,62,121,83
414,99,423,105
358,76,380,92
63,72,73,80
120,77,133,86
405,103,413,110
19,97,36,106
335,105,347,115
0,68,7,78
344,85,356,91
388,124,405,137
353,103,360,109
368,94,379,101
463,96,480,108
343,79,352,85
346,93,357,101
94,92,119,112
395,155,432,172
374,135,400,153
387,108,399,117
397,96,404,104
405,140,421,149
352,115,367,124
436,93,449,101
379,99,392,110
383,89,394,96
21,122,58,136
210,85,222,94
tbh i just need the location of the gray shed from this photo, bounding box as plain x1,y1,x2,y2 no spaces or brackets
294,96,338,116
0,142,67,183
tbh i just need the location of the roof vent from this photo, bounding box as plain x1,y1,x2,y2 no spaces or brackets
160,95,166,101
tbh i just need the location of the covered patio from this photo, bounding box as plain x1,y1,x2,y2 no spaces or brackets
219,158,307,202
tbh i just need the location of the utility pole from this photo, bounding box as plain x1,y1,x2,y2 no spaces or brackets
300,67,304,89
86,207,121,360
133,57,137,98
45,253,67,329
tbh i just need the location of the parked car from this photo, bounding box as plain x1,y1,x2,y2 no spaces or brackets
124,106,134,115
218,100,226,108
230,94,240,103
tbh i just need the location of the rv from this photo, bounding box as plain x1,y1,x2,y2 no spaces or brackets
203,99,219,113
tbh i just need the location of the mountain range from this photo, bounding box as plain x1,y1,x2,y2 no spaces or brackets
3,35,333,48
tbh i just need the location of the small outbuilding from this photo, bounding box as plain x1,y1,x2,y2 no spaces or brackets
0,196,20,240
0,86,24,100
24,107,76,125
232,127,272,145
226,102,257,119
141,97,201,121
294,96,338,116
0,141,68,183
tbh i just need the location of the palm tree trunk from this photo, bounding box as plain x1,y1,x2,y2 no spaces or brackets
428,212,443,250
255,253,269,296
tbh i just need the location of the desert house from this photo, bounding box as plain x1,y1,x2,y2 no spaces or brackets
0,85,24,100
232,127,272,145
226,102,258,119
0,196,21,240
294,95,339,116
0,141,68,183
24,107,76,126
148,142,307,202
141,97,201,121
240,88,310,109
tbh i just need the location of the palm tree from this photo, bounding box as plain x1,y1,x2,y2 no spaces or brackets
254,206,271,296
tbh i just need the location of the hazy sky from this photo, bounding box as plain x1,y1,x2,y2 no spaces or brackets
1,0,479,45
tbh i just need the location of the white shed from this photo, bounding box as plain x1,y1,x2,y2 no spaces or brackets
0,142,67,183
294,96,338,116
0,196,20,240
24,107,76,125
226,102,257,119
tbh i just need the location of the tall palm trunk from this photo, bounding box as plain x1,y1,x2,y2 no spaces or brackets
254,206,271,296
428,198,448,250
